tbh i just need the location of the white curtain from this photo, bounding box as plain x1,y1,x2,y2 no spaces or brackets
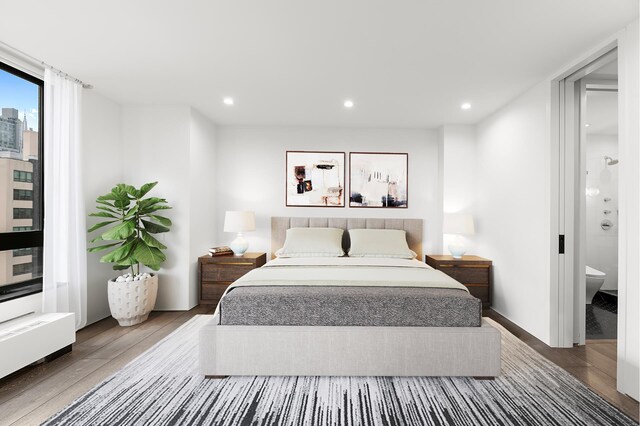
42,68,87,330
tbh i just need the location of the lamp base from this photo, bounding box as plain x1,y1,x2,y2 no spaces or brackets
448,244,466,259
230,233,249,256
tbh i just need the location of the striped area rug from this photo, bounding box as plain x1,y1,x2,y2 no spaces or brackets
44,316,636,426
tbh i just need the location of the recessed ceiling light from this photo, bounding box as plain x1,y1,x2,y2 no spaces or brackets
223,97,234,106
461,102,471,110
343,99,355,108
585,123,591,127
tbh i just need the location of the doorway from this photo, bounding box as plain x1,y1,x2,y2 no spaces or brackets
583,74,619,343
554,46,623,386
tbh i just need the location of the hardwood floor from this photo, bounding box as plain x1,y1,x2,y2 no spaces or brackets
0,306,637,425
0,304,216,426
485,309,639,422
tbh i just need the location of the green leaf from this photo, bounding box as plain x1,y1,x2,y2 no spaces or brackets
88,243,120,253
146,263,161,271
113,198,131,210
124,204,139,219
88,220,116,233
96,199,116,208
101,221,136,241
147,214,172,227
140,230,167,249
113,264,130,271
97,194,118,201
90,235,104,243
96,206,119,215
116,257,137,266
133,242,166,268
138,197,167,210
89,212,117,219
141,219,169,234
139,204,172,214
122,184,139,198
100,241,135,263
138,182,158,198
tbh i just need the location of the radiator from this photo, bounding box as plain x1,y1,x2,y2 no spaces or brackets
0,312,75,379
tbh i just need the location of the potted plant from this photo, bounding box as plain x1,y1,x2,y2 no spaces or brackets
87,182,172,326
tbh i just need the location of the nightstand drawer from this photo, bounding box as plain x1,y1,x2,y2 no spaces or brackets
426,255,492,307
202,264,254,281
201,282,232,301
451,267,490,284
465,284,489,301
198,253,267,305
438,266,489,284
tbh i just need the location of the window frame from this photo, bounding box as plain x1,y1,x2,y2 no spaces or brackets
0,61,44,302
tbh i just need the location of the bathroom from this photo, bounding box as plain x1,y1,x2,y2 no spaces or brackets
584,76,618,340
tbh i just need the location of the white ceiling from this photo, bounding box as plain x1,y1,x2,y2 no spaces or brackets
0,1,637,128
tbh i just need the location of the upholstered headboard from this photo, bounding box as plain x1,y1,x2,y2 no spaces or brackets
271,217,423,260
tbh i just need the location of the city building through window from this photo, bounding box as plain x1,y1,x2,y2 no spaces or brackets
0,61,44,301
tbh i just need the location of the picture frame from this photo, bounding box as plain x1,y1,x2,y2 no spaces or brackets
349,152,408,208
285,151,345,207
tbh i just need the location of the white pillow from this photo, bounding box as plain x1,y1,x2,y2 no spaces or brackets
348,229,416,259
276,227,345,257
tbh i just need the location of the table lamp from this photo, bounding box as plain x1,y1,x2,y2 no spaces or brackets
443,213,475,259
224,211,256,256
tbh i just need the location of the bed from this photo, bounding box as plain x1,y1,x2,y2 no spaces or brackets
199,217,501,377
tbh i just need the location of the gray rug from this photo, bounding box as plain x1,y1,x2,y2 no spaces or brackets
44,316,636,426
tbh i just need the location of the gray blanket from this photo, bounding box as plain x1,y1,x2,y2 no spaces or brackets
219,286,481,327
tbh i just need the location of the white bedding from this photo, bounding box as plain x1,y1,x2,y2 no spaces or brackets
227,256,467,291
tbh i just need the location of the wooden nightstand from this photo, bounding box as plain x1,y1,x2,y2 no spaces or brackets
198,252,267,305
425,255,492,307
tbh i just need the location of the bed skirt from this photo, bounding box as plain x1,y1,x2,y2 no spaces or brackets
199,314,501,377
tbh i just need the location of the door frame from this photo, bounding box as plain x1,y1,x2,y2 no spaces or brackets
550,23,639,399
550,44,618,348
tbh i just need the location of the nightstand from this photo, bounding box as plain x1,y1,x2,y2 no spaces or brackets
425,255,492,307
198,252,267,305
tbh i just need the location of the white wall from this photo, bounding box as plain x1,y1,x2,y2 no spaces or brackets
120,106,217,311
214,126,440,256
440,125,477,254
476,81,552,344
585,134,618,290
188,109,217,306
616,18,639,400
82,90,123,325
122,106,192,310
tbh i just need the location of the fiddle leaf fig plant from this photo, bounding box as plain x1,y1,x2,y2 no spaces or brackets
87,182,172,276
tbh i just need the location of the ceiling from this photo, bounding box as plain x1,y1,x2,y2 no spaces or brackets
0,1,637,128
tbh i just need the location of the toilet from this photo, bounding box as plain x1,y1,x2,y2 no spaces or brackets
586,266,606,304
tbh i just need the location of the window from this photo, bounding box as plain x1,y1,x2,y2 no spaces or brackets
13,208,33,219
12,247,32,257
13,189,33,200
13,170,33,182
12,263,33,275
0,61,43,301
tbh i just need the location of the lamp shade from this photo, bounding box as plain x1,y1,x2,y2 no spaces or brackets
443,213,475,235
224,211,256,233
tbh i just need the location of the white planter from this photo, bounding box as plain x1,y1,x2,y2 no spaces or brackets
107,274,158,326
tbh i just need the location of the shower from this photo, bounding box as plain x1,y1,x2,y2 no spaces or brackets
604,156,619,166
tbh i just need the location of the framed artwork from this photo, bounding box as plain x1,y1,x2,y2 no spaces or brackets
286,151,345,207
349,152,408,208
